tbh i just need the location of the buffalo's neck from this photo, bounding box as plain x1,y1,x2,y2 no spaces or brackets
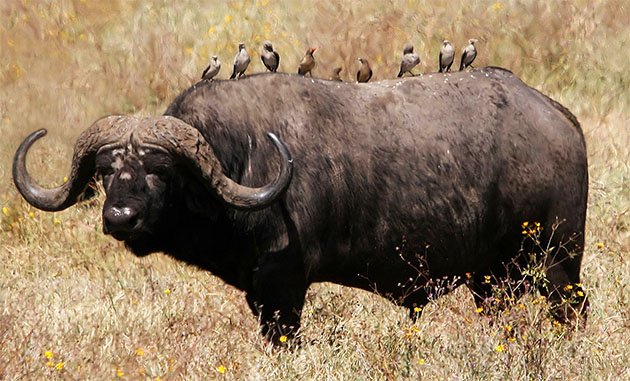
161,212,256,291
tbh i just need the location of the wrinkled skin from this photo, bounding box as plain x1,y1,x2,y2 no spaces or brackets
14,67,589,344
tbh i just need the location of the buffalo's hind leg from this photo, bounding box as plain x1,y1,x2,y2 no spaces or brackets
539,229,589,328
246,253,308,346
466,257,530,316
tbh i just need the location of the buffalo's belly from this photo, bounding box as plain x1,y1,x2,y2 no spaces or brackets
314,236,486,300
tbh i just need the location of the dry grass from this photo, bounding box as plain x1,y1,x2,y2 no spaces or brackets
0,0,628,379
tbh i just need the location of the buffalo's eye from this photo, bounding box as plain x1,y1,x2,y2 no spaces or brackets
97,166,114,177
96,165,114,186
142,152,174,178
96,153,120,177
146,165,171,177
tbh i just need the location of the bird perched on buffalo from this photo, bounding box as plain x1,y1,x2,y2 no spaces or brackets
356,58,372,83
201,55,221,81
230,42,250,79
330,67,343,82
439,40,455,73
260,41,280,72
459,39,478,71
397,43,421,77
298,47,317,76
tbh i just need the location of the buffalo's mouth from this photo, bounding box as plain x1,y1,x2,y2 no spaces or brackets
104,228,156,257
109,230,132,241
103,222,150,243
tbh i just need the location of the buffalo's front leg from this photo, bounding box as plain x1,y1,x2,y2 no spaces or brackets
247,256,307,345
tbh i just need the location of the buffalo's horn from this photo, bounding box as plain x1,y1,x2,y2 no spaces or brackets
146,117,293,209
12,116,129,211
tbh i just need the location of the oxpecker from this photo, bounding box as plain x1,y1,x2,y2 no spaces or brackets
298,47,317,76
261,41,280,72
397,43,421,78
459,39,478,71
439,40,455,73
201,56,221,81
356,58,372,83
230,42,250,80
331,67,343,81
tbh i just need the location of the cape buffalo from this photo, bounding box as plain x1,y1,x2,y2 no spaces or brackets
13,67,589,343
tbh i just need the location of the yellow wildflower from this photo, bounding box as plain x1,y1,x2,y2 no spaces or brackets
595,242,604,249
263,22,272,35
135,347,145,356
1,206,9,216
505,324,512,332
163,288,171,295
44,350,54,359
9,63,24,79
63,176,68,183
508,337,516,343
475,307,484,314
216,365,227,374
413,306,422,313
576,290,584,297
521,221,529,228
494,343,505,352
29,211,36,218
46,361,55,367
563,284,573,291
116,368,124,378
224,15,233,24
492,2,503,11
483,275,491,284
55,362,64,370
53,217,61,225
418,358,426,365
279,335,288,343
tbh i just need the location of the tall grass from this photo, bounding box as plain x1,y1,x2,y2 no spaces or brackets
1,0,628,379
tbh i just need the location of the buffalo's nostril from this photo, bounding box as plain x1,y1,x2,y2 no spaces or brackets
103,206,138,234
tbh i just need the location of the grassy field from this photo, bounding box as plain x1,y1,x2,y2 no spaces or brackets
1,0,628,379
